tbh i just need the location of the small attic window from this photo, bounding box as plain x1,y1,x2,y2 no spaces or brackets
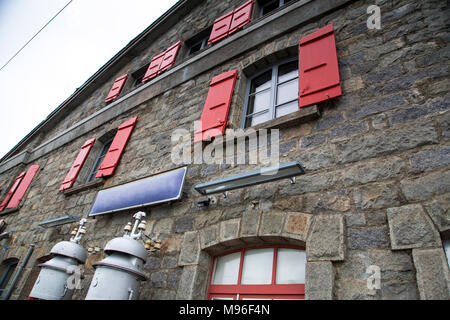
131,63,150,88
257,0,293,17
186,27,212,57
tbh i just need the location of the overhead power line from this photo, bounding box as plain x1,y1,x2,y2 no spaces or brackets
0,0,73,72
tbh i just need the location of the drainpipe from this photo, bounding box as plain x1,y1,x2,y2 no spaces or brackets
1,243,35,300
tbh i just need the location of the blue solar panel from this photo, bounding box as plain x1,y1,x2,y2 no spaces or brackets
89,167,187,216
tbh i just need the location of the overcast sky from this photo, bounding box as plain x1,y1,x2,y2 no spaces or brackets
0,0,179,160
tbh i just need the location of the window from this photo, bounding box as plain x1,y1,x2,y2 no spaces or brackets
0,258,18,298
86,138,113,182
131,64,150,88
258,0,293,17
208,245,305,300
243,59,298,128
444,239,450,268
186,27,212,57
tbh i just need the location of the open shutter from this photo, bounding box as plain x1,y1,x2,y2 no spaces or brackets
142,41,182,83
298,24,341,108
142,52,165,82
59,138,96,191
0,171,25,212
96,117,137,178
159,41,182,73
229,0,254,35
194,70,238,143
105,74,129,103
5,165,40,210
208,11,233,45
208,1,254,45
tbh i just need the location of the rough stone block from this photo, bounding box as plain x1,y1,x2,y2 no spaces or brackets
353,182,402,210
335,121,438,164
387,204,442,250
258,211,285,238
346,93,405,120
176,265,209,300
282,212,312,242
297,145,334,171
409,146,450,173
412,248,450,300
300,133,327,149
307,214,345,261
341,156,405,187
330,121,369,140
369,249,419,300
400,170,450,202
240,210,261,239
305,261,334,300
423,196,450,233
219,218,243,247
348,226,389,250
314,112,345,131
178,231,200,266
304,190,351,213
199,224,220,250
279,171,337,196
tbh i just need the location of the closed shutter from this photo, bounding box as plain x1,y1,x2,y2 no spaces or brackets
5,165,40,210
298,24,341,108
208,11,233,45
96,116,138,178
105,74,129,103
159,41,182,73
59,138,96,191
194,70,238,143
229,0,254,35
142,41,182,83
0,171,25,211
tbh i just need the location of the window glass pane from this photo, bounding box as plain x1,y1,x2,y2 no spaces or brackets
444,240,450,268
87,139,113,182
246,111,270,127
276,78,298,105
250,71,272,94
188,42,203,55
278,61,298,83
261,1,280,16
275,101,298,118
212,251,241,285
241,248,274,284
248,90,271,115
276,248,306,284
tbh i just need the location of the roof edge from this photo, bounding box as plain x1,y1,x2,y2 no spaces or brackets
0,0,204,164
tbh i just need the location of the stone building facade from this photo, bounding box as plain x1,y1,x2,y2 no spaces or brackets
0,0,449,300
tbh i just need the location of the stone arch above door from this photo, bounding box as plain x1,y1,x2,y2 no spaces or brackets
174,211,344,300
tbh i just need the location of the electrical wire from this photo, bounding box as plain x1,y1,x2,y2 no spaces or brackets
0,0,73,72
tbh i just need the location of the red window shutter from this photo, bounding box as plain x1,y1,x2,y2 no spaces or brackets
142,52,165,82
6,165,40,210
142,41,182,83
96,117,137,178
194,70,238,143
298,24,341,108
208,11,233,45
229,0,254,35
59,138,96,191
159,41,182,74
105,74,129,103
0,171,25,212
